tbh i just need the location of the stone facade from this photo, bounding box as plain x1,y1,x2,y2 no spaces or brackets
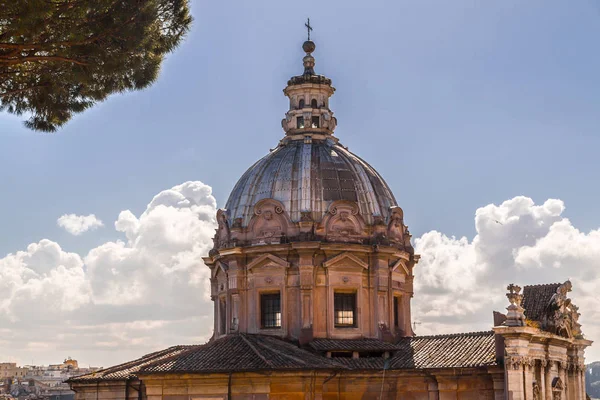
205,241,415,343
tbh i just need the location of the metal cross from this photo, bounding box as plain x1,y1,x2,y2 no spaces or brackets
305,18,313,41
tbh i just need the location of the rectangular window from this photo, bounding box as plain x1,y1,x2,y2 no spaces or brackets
334,292,357,327
261,292,281,328
311,116,320,128
219,298,226,334
393,296,399,327
296,116,305,129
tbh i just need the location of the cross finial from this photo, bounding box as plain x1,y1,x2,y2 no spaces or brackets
305,18,313,41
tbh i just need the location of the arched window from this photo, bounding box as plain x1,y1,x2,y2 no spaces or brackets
299,99,305,109
311,99,318,108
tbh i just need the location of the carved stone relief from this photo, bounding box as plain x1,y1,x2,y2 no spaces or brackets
213,209,231,249
532,382,541,400
387,206,404,242
542,281,583,338
249,199,289,244
324,201,363,243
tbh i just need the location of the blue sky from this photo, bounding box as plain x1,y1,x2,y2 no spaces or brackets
2,1,600,256
1,1,600,365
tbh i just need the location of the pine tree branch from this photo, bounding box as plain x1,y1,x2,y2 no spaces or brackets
0,56,88,66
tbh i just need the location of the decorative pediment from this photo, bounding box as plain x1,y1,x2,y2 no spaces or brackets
390,259,409,275
552,377,563,391
212,261,228,279
247,253,290,271
323,252,368,270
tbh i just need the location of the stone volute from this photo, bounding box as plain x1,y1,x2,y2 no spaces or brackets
203,34,419,345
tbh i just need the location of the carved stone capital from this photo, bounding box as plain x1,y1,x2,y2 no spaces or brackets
506,355,525,370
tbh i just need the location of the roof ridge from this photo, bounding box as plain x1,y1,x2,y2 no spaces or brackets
410,330,494,340
239,334,274,368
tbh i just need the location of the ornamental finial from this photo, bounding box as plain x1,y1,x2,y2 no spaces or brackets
302,19,316,75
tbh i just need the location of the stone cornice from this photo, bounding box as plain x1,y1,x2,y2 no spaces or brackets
493,325,593,348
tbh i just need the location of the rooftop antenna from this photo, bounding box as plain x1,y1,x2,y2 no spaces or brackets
412,321,422,332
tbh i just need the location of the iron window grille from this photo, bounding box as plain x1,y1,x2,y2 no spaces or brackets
334,292,357,327
261,292,282,329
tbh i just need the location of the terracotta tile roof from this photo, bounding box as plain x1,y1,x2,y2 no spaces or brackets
139,334,342,374
522,283,561,322
308,338,400,352
69,332,498,381
66,345,192,383
314,332,497,371
391,331,497,369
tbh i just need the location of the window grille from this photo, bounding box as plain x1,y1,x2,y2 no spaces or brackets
334,292,357,327
261,293,282,328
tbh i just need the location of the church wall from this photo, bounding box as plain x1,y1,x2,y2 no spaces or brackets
137,368,501,400
71,381,140,400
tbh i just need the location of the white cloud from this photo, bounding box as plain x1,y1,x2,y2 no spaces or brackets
413,196,600,361
57,214,104,235
0,182,217,366
2,191,600,366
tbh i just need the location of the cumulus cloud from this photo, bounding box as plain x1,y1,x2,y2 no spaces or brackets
2,190,600,365
413,196,600,361
1,182,217,366
57,214,104,235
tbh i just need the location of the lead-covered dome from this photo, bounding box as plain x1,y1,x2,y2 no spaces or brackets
225,138,397,227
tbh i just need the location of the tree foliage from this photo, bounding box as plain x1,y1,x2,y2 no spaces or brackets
0,0,192,132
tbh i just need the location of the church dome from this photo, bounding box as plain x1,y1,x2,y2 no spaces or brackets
212,37,412,251
224,138,397,227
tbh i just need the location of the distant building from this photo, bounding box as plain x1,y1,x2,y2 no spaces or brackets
0,364,27,379
0,358,99,400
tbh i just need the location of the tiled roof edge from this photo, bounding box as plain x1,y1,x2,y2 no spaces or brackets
524,283,561,288
68,345,195,383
